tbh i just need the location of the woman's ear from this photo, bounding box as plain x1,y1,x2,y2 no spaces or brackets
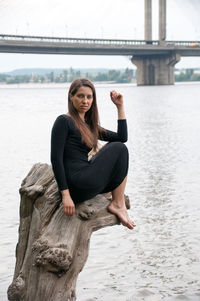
69,93,73,102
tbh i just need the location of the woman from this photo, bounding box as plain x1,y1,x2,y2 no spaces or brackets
51,78,135,230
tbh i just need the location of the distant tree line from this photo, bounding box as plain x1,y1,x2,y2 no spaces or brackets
175,69,200,82
0,68,134,84
87,68,134,83
2,68,200,84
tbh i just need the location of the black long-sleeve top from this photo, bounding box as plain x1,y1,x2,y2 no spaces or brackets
50,114,127,191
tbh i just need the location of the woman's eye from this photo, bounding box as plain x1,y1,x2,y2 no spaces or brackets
77,94,92,99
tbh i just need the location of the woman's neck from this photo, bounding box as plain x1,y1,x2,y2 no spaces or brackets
79,112,85,122
67,112,85,122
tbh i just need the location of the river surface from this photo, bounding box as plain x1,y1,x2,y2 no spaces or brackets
0,82,200,301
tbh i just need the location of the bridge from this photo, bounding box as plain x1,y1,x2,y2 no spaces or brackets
0,34,200,57
0,0,200,85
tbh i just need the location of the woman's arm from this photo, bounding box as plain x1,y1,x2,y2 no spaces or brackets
99,90,128,142
110,90,126,120
51,115,75,216
51,115,69,190
99,120,127,142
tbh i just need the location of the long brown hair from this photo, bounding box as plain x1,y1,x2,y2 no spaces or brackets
68,78,103,150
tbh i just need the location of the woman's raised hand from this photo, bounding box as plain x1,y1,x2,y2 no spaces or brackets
110,90,123,107
110,90,126,119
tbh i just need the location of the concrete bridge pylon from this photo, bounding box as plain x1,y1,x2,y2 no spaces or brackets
144,0,152,42
131,52,181,85
159,0,166,43
132,0,181,85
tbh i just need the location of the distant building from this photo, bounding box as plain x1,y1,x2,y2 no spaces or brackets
194,69,200,75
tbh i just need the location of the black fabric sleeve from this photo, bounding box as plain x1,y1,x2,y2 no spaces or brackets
50,115,68,191
98,119,128,142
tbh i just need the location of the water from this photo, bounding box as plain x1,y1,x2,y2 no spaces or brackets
0,82,200,301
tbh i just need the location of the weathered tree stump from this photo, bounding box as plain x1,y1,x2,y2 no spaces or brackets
7,163,130,301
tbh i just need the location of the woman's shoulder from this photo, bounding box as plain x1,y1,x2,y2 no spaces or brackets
55,114,72,123
53,114,74,129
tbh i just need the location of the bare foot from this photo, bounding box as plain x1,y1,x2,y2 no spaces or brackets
108,201,136,230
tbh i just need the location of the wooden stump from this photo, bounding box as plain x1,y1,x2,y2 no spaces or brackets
7,163,130,301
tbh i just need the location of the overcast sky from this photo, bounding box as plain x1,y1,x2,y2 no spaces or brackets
0,0,200,72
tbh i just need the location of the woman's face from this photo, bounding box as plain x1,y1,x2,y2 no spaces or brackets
70,86,93,115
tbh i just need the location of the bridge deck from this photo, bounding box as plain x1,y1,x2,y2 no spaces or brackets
0,34,200,56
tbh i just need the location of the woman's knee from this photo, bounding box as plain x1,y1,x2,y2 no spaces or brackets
107,141,128,153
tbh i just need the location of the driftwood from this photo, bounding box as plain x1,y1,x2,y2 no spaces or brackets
7,163,130,301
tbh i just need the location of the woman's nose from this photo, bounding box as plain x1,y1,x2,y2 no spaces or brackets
82,96,88,103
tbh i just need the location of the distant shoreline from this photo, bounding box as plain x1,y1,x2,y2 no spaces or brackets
0,81,137,88
1,81,200,89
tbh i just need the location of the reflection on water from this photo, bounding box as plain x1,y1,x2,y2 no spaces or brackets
0,83,200,300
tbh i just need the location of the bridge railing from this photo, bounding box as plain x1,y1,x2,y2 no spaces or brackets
0,34,160,46
166,40,200,47
0,34,200,48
